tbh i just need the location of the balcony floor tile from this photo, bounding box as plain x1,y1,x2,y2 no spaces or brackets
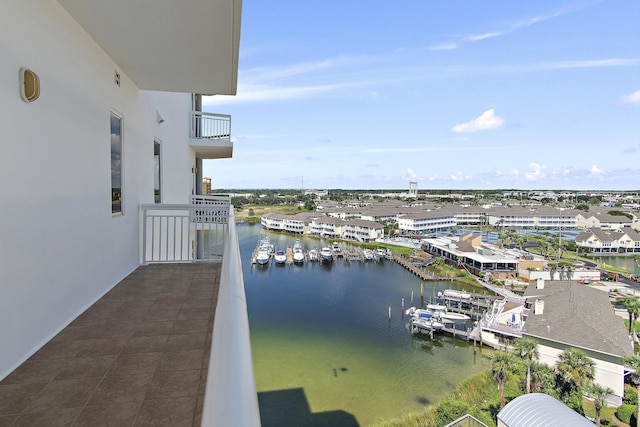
0,263,221,426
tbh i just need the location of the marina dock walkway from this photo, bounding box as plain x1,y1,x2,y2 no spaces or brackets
392,254,450,281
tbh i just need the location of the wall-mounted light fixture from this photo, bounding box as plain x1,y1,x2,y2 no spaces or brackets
156,110,164,124
19,67,40,103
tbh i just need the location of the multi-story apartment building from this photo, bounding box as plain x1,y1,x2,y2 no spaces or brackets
575,228,640,254
396,211,457,235
343,219,385,242
2,2,258,425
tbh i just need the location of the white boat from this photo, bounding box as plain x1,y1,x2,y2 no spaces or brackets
274,249,286,264
256,247,271,265
331,242,341,253
362,249,374,261
320,247,333,262
426,304,470,323
409,317,444,334
375,248,387,259
308,248,318,261
292,240,305,264
442,289,472,301
255,237,274,265
405,306,434,319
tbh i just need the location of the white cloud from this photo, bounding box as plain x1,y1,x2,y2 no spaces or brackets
407,168,418,180
447,3,596,48
451,170,471,181
452,109,505,133
466,32,501,42
622,90,640,106
589,165,604,176
525,163,546,181
203,82,357,105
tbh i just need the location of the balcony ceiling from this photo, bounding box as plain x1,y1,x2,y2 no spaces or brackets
57,0,241,95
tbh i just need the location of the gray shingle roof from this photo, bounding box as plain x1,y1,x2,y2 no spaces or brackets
522,281,632,357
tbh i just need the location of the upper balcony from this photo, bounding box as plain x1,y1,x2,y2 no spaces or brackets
190,111,233,159
58,0,241,95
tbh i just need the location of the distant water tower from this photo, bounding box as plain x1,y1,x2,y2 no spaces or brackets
409,181,418,198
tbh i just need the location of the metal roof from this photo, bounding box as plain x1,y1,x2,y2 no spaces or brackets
498,393,595,427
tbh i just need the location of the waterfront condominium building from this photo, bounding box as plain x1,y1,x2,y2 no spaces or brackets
1,2,259,425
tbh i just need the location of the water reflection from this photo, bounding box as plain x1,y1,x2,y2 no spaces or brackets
239,224,490,426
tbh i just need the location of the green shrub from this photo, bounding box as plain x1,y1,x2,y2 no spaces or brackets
435,399,470,426
626,385,638,405
616,404,636,425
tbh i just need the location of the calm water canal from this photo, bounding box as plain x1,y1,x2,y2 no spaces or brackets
238,224,490,426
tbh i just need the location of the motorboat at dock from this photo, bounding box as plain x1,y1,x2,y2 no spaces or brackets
331,242,341,254
441,289,472,301
409,316,444,335
255,238,274,266
274,248,286,264
320,247,333,262
293,240,305,264
426,304,470,323
362,249,374,261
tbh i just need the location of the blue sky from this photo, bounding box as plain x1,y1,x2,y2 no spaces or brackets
203,1,640,191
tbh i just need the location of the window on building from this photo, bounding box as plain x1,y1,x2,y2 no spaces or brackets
154,140,161,203
111,111,123,214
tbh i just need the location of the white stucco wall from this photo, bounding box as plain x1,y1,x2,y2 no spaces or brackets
0,1,193,379
537,340,627,405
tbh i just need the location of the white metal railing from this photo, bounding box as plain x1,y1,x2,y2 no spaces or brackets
202,206,261,427
140,201,230,264
190,111,231,140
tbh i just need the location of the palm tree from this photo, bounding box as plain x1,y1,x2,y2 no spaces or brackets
623,355,640,427
585,382,613,427
556,348,595,388
513,338,539,394
489,350,518,409
556,347,595,408
621,297,640,341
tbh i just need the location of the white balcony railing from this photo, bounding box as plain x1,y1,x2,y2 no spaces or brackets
140,201,228,264
139,199,261,426
190,111,231,140
202,205,261,426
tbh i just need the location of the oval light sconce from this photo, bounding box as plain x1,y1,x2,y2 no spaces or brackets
19,67,40,103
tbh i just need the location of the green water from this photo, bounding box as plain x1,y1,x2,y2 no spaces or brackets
238,225,490,426
595,255,640,275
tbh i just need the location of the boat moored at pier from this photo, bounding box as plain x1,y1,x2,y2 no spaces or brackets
293,240,305,264
320,247,333,262
426,304,471,323
274,249,286,264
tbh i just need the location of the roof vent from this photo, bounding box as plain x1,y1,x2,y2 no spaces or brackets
534,299,545,315
536,278,545,289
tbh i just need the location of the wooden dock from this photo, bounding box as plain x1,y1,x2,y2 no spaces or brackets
392,254,450,281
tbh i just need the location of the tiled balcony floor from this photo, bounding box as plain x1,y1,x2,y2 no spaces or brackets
0,263,220,427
